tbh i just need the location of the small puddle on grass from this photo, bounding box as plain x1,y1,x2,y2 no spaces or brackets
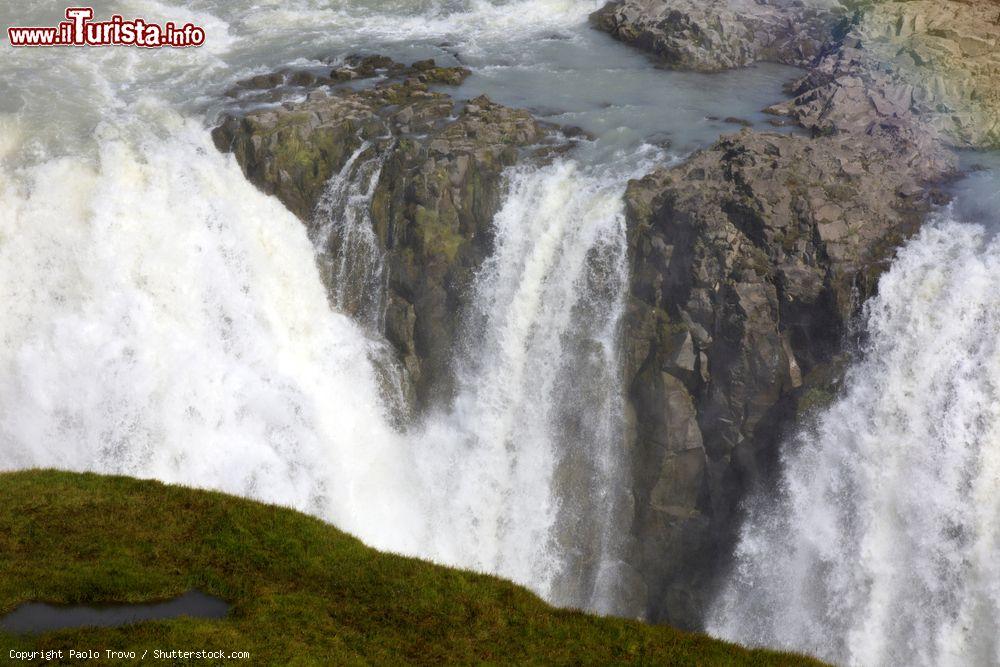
0,590,230,634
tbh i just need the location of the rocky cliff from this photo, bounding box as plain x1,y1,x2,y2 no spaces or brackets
591,0,991,628
621,127,953,625
213,59,554,410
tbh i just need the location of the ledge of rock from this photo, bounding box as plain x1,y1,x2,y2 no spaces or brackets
590,0,846,71
213,57,554,409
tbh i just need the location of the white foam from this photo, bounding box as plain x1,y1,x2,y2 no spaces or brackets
0,116,426,551
0,84,632,612
708,216,1000,666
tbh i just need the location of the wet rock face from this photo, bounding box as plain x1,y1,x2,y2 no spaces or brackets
591,0,845,71
213,58,550,409
621,127,954,626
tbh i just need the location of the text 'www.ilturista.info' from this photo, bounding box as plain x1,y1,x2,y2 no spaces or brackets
8,7,205,48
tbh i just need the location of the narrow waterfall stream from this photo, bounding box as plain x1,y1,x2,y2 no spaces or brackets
312,140,394,331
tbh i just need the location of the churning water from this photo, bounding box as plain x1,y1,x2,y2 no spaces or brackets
708,169,1000,666
5,0,1000,660
0,0,795,614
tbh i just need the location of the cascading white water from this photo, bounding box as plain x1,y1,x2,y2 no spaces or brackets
0,118,426,553
312,139,394,330
0,0,631,609
412,161,631,606
0,0,807,619
0,84,633,615
0,129,633,609
708,214,1000,666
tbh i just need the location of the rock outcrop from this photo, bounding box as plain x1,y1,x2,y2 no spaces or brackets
591,0,846,71
590,0,990,628
213,58,553,409
621,127,953,625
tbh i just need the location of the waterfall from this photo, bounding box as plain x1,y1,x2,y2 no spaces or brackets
0,92,632,609
311,139,394,331
0,119,425,553
3,0,798,623
707,215,1000,666
0,0,639,619
412,161,631,608
306,155,634,607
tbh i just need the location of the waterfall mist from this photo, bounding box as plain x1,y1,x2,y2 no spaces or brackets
708,214,1000,666
0,0,836,624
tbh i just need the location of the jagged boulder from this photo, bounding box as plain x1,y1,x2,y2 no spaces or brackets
590,0,846,71
213,59,551,409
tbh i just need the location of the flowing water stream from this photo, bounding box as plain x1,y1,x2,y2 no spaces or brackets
10,1,1000,661
0,0,796,614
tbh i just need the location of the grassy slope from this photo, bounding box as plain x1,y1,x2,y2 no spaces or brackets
0,471,821,665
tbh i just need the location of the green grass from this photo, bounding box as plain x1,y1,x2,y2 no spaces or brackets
0,470,822,665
